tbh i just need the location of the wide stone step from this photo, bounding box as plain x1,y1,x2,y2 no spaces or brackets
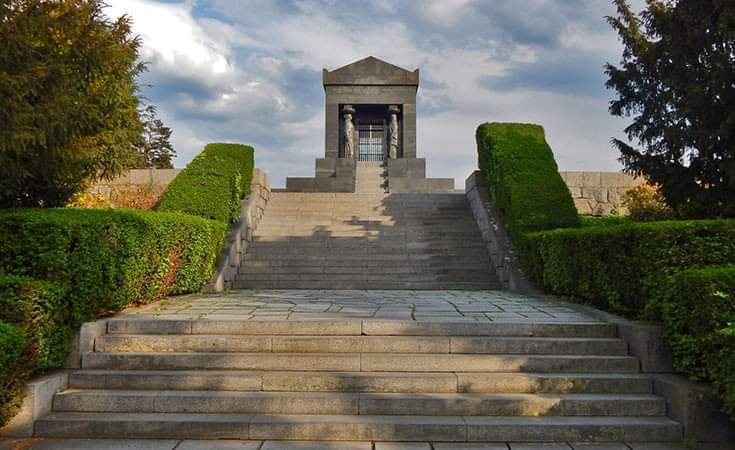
237,265,492,275
68,370,653,394
240,254,490,263
53,390,665,416
246,244,489,251
106,320,616,337
231,280,500,290
254,236,482,243
233,274,494,283
81,352,638,372
95,335,627,355
34,413,682,441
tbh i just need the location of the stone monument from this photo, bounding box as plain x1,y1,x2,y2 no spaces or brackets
286,56,454,192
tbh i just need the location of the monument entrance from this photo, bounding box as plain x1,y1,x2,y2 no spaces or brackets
357,121,384,161
285,56,454,192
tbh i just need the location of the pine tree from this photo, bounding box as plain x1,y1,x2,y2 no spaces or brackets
0,0,144,207
605,0,735,217
135,105,176,169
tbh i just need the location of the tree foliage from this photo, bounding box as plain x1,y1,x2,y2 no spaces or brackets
0,0,144,207
605,0,735,218
135,105,176,169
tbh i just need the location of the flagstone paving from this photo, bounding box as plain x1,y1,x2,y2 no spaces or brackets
0,438,691,450
116,289,597,323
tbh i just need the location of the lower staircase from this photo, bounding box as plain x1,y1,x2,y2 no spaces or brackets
34,317,682,444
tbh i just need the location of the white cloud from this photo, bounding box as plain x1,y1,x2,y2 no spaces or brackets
105,0,632,187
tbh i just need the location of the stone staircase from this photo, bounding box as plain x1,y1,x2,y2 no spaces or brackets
34,318,682,443
355,161,386,193
234,188,500,290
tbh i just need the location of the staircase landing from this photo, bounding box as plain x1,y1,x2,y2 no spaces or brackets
14,290,685,449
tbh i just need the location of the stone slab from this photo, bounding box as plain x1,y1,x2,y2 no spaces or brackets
177,440,262,449
261,441,370,450
0,438,180,450
0,371,69,437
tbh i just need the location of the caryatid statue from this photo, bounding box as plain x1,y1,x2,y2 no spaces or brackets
388,105,400,159
343,105,356,159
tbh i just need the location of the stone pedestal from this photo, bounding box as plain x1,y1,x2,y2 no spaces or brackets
286,158,356,192
387,158,455,193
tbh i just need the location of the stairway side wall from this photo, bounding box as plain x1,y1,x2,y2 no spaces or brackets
465,171,539,294
207,168,272,292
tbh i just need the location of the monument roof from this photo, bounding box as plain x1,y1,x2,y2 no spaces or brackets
323,56,419,87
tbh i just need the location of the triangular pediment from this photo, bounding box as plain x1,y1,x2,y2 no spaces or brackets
323,56,419,86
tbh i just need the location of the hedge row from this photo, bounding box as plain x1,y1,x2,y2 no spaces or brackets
157,143,254,223
0,320,27,425
0,276,67,424
522,219,735,318
0,208,227,326
475,122,579,240
0,208,227,425
657,265,735,418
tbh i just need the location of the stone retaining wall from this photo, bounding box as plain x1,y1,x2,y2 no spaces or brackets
90,168,182,204
207,168,272,292
560,171,645,216
465,171,539,294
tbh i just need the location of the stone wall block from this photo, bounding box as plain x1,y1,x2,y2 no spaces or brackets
573,198,593,215
593,187,609,203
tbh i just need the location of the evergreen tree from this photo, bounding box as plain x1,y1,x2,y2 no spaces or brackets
135,105,176,169
0,0,144,207
605,0,735,217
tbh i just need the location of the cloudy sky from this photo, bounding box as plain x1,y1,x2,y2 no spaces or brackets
106,0,643,188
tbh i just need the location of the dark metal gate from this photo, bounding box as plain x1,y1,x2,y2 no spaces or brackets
357,123,385,161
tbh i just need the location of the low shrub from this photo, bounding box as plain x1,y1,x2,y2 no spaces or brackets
579,215,629,228
622,184,675,221
157,143,254,223
0,320,27,426
111,184,164,209
0,274,68,370
523,219,735,318
0,208,226,325
476,123,579,240
657,265,735,417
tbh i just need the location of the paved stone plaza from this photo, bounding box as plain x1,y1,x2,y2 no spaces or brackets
0,437,690,449
117,290,596,323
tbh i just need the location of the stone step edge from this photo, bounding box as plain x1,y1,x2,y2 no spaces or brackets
33,413,683,442
80,352,640,373
52,390,666,416
67,370,653,394
105,319,615,337
94,335,628,355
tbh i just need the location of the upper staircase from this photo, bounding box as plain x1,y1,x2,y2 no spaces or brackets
234,167,500,289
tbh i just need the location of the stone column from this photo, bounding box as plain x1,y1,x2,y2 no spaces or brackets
388,105,400,159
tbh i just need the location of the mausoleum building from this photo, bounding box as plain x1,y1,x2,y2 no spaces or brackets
286,56,454,193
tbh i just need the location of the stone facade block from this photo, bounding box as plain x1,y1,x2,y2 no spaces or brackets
560,171,645,216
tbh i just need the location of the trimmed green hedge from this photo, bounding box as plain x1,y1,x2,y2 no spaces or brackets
0,208,227,325
657,265,735,417
157,143,254,223
476,122,579,240
0,276,67,425
0,209,226,426
0,274,68,370
0,320,27,426
523,219,735,318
